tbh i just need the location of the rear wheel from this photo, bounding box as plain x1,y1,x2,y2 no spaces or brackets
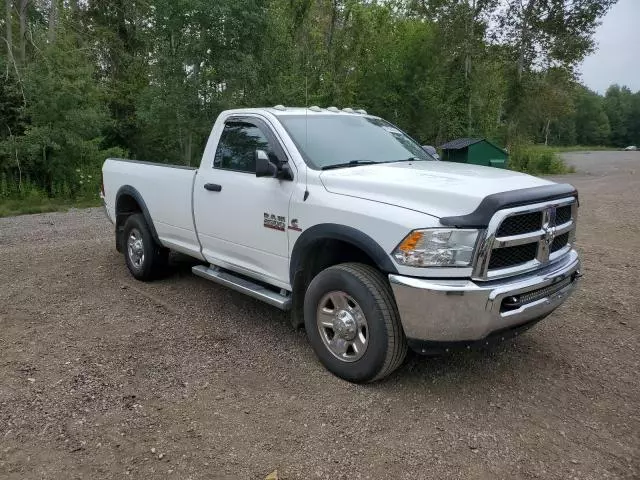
304,263,407,383
122,214,168,281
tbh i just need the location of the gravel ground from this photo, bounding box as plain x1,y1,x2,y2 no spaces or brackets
1,151,639,479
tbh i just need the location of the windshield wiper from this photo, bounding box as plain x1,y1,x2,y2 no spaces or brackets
321,160,379,170
394,156,427,162
321,157,427,170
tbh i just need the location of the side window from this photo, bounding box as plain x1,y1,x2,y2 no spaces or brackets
214,120,271,173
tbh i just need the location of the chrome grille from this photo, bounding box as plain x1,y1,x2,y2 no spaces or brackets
496,211,542,236
472,197,578,280
488,243,538,270
556,205,572,225
550,232,570,253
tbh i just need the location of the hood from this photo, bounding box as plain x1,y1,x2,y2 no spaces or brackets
319,161,553,219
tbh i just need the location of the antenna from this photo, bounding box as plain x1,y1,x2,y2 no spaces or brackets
305,74,309,148
303,40,310,201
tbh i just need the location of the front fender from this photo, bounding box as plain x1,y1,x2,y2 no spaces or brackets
289,223,399,284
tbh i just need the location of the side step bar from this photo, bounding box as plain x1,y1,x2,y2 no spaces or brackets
192,265,292,311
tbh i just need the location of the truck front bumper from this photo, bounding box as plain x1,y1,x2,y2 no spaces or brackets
389,250,581,354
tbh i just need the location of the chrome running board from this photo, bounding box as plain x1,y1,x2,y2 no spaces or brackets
192,265,291,310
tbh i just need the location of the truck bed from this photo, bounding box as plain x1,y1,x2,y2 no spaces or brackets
102,158,203,259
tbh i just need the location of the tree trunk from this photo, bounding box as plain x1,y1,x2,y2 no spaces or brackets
185,132,193,166
327,0,338,49
19,0,26,63
517,0,535,83
464,0,474,81
48,0,57,43
467,93,473,136
5,0,12,58
465,0,476,135
544,119,551,145
177,125,184,164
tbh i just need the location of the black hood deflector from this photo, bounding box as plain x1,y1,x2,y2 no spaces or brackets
439,183,578,228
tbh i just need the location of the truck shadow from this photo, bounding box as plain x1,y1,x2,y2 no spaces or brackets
162,251,206,277
394,334,550,385
158,254,554,389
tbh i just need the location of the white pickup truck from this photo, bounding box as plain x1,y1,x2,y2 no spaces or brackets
101,106,581,382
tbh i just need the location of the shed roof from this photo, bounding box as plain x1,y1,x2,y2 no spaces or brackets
439,137,508,155
439,138,483,150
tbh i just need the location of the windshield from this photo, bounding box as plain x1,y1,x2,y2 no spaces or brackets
277,115,433,169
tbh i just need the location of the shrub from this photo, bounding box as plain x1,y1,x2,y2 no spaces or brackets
508,145,571,175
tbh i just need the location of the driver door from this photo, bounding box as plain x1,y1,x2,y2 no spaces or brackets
193,116,296,289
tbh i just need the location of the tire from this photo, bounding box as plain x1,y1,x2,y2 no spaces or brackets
304,263,407,383
122,213,169,281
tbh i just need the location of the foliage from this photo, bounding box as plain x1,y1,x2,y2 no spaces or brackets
507,145,573,175
0,0,635,214
603,85,640,147
1,10,125,200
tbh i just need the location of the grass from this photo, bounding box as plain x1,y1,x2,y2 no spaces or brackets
0,196,101,218
542,145,614,153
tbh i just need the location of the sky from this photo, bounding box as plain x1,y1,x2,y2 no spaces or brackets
579,0,640,94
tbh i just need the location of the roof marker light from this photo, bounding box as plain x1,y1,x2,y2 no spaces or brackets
355,109,368,115
273,104,286,111
326,106,340,113
342,107,355,113
309,106,322,112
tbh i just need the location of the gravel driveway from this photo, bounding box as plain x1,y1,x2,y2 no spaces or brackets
1,151,638,479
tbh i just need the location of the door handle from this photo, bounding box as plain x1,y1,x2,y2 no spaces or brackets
204,183,222,192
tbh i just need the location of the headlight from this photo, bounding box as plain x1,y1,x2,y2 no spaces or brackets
392,229,479,267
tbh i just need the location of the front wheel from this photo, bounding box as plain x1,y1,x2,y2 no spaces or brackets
304,263,407,383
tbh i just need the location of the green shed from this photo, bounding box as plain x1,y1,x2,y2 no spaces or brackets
439,138,508,168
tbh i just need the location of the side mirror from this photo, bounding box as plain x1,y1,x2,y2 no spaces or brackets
255,149,278,177
255,149,294,180
422,145,440,161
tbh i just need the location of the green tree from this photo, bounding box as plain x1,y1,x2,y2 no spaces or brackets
0,0,628,203
3,26,123,196
86,0,152,154
627,92,640,146
604,85,633,147
132,0,270,165
493,0,616,142
574,86,610,145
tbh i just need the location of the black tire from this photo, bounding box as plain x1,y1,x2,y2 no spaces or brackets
304,263,407,383
122,213,169,281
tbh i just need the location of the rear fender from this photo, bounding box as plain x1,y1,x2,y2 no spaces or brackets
115,185,161,250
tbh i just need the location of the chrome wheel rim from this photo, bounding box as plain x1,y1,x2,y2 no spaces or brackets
127,228,145,269
317,291,368,362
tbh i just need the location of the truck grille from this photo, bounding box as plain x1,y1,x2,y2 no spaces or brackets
473,197,578,279
556,205,572,225
551,232,570,253
488,243,538,270
496,211,542,236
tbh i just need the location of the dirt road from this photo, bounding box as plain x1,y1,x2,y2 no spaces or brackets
1,151,638,479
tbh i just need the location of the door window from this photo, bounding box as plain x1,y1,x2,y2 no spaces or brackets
214,120,272,173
